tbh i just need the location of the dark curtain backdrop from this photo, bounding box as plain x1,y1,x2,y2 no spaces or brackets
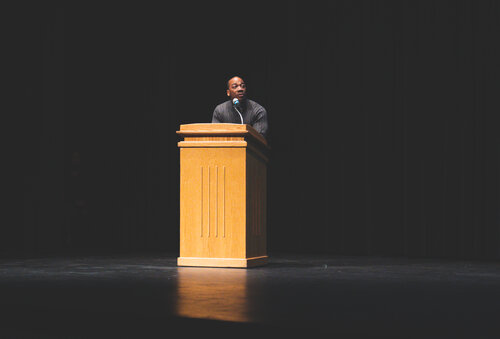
9,1,500,259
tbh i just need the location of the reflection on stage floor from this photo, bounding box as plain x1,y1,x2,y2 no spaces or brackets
1,253,500,338
176,267,250,322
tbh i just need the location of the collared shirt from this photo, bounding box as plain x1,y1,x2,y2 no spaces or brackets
211,99,269,139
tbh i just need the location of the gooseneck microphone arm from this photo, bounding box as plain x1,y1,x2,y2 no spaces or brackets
234,106,244,124
232,98,244,124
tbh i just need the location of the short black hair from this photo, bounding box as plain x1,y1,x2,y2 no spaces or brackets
227,76,244,89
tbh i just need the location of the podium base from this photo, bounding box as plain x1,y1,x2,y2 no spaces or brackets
177,256,268,268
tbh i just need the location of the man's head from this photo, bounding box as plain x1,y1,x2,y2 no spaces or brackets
227,76,247,101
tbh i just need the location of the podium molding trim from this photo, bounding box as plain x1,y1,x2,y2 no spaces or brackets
177,256,268,268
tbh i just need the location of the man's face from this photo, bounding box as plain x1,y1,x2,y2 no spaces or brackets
227,77,247,101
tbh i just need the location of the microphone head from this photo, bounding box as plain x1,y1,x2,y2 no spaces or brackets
232,98,240,106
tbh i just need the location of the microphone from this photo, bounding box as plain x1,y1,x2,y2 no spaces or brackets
232,98,244,124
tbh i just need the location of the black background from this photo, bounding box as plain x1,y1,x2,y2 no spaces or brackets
8,1,500,259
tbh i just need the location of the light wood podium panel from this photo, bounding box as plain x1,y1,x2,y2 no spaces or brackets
177,123,269,268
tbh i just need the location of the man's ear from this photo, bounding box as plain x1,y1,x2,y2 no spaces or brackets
226,90,230,97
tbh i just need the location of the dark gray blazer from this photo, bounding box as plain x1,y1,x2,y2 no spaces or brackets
211,99,268,139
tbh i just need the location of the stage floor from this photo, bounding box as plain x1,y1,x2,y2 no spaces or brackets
1,253,499,338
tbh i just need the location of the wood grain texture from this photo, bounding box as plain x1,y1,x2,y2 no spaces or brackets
177,256,268,268
178,123,269,268
177,123,267,146
246,151,267,258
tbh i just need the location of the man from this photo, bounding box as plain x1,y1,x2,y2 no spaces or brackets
212,76,269,139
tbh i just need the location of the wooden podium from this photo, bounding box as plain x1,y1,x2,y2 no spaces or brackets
177,123,269,268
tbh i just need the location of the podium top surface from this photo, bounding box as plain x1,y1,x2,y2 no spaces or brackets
177,123,267,146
